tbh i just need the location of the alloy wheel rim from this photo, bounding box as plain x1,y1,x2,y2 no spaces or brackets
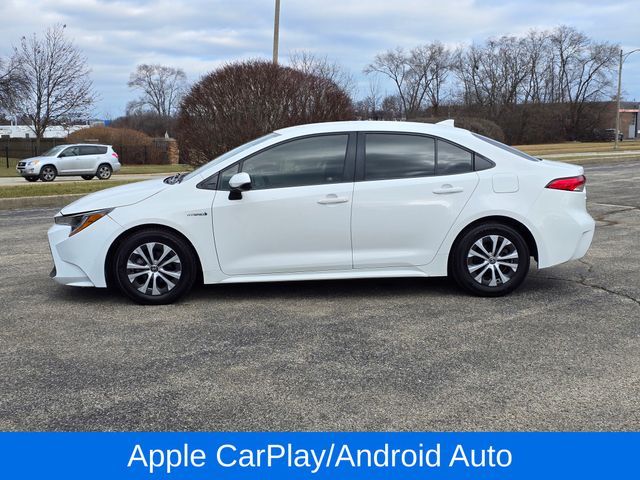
126,242,182,296
43,168,55,180
98,166,110,178
466,234,519,287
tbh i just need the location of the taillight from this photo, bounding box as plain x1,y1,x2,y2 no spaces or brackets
545,175,586,192
112,152,119,159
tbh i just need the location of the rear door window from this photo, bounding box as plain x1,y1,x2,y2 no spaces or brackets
61,146,79,157
79,146,95,155
364,134,435,181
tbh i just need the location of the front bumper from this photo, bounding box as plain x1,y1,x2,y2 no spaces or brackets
48,214,122,288
17,162,41,176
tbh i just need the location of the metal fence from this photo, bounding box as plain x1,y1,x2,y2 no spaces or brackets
1,138,171,168
111,144,171,165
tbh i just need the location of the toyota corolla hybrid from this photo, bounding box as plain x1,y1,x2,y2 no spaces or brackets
47,120,595,304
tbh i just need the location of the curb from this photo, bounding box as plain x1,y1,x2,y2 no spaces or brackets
0,194,83,211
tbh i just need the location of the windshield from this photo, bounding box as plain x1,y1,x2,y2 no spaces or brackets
41,145,67,157
181,133,281,182
472,133,541,162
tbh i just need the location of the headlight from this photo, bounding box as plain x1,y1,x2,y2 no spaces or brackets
54,208,113,236
28,160,40,166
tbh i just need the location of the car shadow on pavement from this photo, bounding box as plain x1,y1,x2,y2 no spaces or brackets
191,277,460,302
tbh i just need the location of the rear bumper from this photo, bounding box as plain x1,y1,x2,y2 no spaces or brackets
570,226,595,261
528,189,595,268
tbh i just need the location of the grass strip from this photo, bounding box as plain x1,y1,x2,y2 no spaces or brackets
0,180,139,199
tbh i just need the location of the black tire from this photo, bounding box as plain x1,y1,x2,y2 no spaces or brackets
25,176,38,182
96,163,112,180
450,223,530,297
39,165,57,182
81,175,94,180
114,229,197,305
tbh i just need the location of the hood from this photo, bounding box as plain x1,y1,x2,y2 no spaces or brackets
21,156,48,163
60,178,168,215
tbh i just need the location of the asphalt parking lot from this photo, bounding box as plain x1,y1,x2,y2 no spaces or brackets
0,161,639,431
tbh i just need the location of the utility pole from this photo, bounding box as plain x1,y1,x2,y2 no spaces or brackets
615,49,623,150
614,47,640,150
273,0,281,64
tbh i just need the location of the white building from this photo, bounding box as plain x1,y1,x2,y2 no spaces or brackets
0,124,95,139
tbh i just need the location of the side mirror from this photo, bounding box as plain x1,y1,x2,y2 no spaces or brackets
228,172,252,200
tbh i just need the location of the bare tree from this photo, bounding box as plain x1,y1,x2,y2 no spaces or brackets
363,78,383,118
547,25,617,138
381,94,403,119
365,43,453,118
127,64,187,117
288,51,355,95
365,47,414,117
0,54,26,116
454,36,530,117
520,29,552,104
410,42,452,115
365,25,618,143
12,25,95,143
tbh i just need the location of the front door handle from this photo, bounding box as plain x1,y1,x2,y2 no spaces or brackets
318,194,349,205
433,184,464,194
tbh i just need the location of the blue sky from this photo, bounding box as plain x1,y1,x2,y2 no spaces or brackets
1,0,639,118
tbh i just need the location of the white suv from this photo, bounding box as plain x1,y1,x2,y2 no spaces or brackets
17,144,121,182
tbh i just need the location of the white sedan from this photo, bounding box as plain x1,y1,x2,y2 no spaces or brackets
48,121,595,304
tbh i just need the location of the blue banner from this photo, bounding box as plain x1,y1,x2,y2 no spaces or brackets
0,432,637,479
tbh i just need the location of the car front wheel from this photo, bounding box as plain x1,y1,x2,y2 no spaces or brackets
39,165,57,182
450,223,530,296
114,229,197,305
96,164,112,180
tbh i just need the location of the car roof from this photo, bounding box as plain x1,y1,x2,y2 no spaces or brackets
73,143,111,147
63,143,111,147
274,120,474,142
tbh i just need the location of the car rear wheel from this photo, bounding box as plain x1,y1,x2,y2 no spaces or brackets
39,165,57,182
114,229,197,305
96,164,112,180
25,176,38,182
450,223,530,296
81,175,94,180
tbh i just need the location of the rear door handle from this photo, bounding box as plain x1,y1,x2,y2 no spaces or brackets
433,185,464,194
318,194,349,205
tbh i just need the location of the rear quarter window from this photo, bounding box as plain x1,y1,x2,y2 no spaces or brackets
79,146,108,155
436,140,473,175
